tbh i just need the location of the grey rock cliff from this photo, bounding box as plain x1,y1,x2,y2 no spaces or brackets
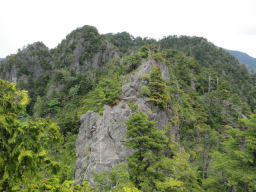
0,42,50,83
75,102,133,184
75,59,170,184
0,64,18,83
69,41,119,73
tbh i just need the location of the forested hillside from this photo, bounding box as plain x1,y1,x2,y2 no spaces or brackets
1,25,256,191
225,49,256,72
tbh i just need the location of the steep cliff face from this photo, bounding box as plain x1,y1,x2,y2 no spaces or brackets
75,59,170,184
0,42,51,83
0,26,119,85
50,25,119,72
69,41,118,73
0,26,120,116
75,103,132,184
0,63,18,83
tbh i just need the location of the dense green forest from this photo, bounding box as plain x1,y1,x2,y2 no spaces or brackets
1,25,256,191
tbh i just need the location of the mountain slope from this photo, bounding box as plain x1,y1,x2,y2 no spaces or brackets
1,25,256,191
225,49,256,71
159,36,254,104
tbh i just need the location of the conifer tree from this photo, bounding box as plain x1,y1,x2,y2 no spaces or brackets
124,111,168,191
124,111,204,192
0,80,62,191
147,66,169,109
213,115,256,191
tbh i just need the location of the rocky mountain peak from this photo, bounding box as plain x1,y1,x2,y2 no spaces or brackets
75,59,170,184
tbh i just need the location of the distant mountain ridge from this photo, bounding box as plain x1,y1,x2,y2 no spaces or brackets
225,49,256,71
0,58,4,61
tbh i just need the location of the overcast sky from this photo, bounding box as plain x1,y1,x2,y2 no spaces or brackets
1,0,256,58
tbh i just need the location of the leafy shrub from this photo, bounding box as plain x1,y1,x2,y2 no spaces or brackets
139,85,151,97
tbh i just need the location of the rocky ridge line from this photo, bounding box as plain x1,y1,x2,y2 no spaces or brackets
75,59,170,184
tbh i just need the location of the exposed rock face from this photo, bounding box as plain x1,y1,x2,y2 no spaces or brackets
70,42,119,73
0,42,51,83
0,64,18,83
75,59,170,184
75,102,133,184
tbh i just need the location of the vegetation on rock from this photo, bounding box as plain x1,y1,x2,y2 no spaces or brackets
1,25,256,191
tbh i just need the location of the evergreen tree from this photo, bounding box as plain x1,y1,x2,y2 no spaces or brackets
124,111,204,192
0,80,62,191
212,115,256,191
124,111,168,191
82,74,122,115
147,66,169,109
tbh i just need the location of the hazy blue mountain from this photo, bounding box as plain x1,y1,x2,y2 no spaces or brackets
0,58,4,61
225,49,256,72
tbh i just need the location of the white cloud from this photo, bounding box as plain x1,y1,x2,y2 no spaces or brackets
0,0,256,57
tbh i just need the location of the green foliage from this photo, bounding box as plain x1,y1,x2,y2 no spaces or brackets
200,80,246,132
104,32,134,53
160,36,256,109
149,52,165,62
20,177,95,192
124,111,168,191
53,71,65,83
82,74,122,114
0,42,51,78
147,66,169,109
33,94,61,117
55,104,80,134
155,177,184,192
51,25,102,68
94,172,109,192
139,73,150,81
139,85,151,97
211,115,256,191
48,97,61,113
0,80,63,191
98,75,122,106
33,96,47,117
54,132,77,181
92,163,139,192
0,79,29,114
155,148,204,192
127,101,138,113
124,111,203,192
109,163,136,191
103,32,156,54
123,52,143,72
16,73,51,115
125,112,167,191
82,85,106,114
78,26,103,63
2,25,256,192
